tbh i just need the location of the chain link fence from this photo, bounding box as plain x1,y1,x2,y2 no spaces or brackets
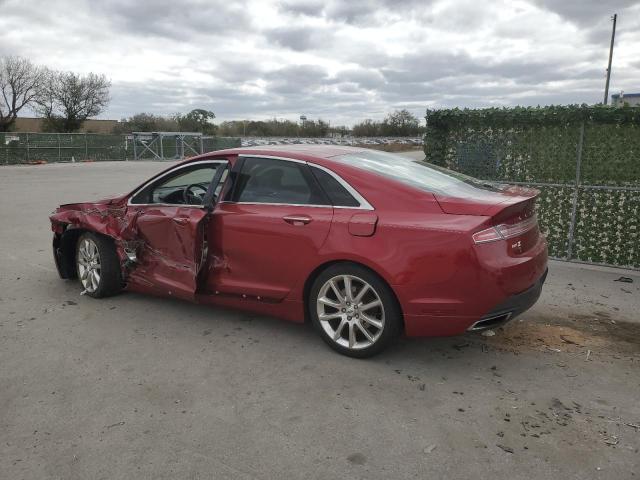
0,132,240,164
425,119,639,269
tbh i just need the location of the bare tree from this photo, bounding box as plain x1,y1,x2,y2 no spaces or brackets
0,56,45,131
36,70,110,132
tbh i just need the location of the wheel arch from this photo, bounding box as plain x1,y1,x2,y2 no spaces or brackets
53,226,118,279
302,259,404,330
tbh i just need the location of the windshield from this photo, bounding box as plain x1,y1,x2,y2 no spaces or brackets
332,150,501,198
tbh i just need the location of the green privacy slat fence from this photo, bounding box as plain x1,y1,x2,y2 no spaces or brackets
424,105,640,269
0,132,240,164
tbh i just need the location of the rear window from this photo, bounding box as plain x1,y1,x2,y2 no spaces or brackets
332,150,501,198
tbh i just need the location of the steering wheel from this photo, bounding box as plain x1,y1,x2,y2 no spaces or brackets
183,183,208,205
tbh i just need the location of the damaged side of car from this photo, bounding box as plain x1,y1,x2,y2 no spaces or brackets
51,197,142,283
50,194,209,300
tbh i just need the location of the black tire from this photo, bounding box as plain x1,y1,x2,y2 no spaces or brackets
75,232,122,298
309,262,401,358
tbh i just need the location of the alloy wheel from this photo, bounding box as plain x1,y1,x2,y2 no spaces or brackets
316,274,385,350
77,238,101,293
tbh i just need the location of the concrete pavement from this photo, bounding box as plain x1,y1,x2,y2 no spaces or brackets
1,159,638,479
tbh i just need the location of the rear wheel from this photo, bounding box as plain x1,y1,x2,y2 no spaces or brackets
309,263,401,358
76,232,121,298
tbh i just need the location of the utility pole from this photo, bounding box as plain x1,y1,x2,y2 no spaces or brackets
603,13,617,105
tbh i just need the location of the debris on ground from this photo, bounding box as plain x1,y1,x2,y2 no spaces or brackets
423,444,437,454
497,444,514,454
478,315,640,358
560,335,579,345
481,329,496,337
614,276,633,283
105,421,125,429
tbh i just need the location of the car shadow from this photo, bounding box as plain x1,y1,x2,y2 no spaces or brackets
102,289,501,367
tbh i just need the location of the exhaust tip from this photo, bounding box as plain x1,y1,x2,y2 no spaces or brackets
467,312,512,331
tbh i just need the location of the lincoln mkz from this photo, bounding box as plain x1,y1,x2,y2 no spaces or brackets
51,146,548,357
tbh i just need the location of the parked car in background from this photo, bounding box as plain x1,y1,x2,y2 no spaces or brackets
50,146,548,357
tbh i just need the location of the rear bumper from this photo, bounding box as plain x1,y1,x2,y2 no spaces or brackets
398,224,548,337
402,265,548,337
467,268,547,331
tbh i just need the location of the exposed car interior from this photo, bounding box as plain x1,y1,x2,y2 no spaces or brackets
130,163,226,206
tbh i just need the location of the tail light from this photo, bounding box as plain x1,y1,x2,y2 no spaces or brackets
473,215,538,244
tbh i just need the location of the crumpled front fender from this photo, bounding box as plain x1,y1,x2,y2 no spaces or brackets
50,198,140,279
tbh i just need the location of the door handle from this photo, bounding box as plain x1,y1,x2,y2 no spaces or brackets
283,215,312,225
172,217,189,226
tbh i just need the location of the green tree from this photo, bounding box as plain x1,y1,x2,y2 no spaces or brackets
352,119,382,137
381,109,421,136
176,108,217,134
113,113,179,133
217,117,330,137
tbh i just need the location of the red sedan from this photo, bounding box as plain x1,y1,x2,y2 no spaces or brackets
50,146,548,357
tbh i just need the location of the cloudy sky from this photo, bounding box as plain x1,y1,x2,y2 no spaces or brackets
1,0,638,126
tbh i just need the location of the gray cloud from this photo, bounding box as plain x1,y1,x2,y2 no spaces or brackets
277,0,324,17
90,0,251,40
0,0,638,126
265,64,332,94
532,0,636,26
335,68,387,90
264,25,330,51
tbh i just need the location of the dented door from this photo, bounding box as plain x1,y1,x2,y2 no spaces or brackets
126,205,209,301
123,160,229,300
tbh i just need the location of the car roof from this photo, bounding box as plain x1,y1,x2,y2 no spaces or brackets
193,144,374,162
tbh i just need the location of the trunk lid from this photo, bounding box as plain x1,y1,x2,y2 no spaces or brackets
460,185,542,256
433,184,540,217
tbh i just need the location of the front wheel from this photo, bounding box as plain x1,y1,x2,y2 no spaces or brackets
76,232,121,298
309,263,401,358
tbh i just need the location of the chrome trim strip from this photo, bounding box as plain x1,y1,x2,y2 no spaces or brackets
237,154,374,211
127,160,227,207
219,201,331,209
238,154,307,165
497,215,538,239
129,203,206,209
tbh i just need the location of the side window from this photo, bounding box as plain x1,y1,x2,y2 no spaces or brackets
310,167,361,207
130,164,220,206
232,157,329,205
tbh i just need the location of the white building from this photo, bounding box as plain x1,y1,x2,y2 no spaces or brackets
611,92,640,107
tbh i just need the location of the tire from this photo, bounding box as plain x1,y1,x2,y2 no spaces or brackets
309,263,401,358
75,232,122,298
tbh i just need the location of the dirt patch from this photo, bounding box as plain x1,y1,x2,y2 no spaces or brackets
481,314,640,357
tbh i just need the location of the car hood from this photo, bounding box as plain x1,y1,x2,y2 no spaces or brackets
56,193,128,212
